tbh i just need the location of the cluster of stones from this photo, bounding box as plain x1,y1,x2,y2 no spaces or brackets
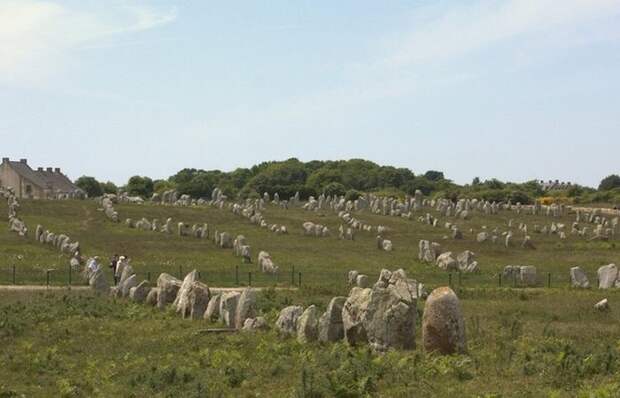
276,269,466,355
3,187,28,237
302,221,330,237
88,267,265,330
418,240,479,273
338,224,355,240
376,235,393,251
232,201,288,235
34,224,80,257
502,265,538,286
100,194,119,222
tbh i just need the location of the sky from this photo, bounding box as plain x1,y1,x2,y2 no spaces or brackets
1,0,619,188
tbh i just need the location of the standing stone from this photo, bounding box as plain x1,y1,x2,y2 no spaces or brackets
570,266,590,288
297,305,320,343
342,287,372,345
145,288,159,306
234,288,257,329
597,264,618,289
156,273,182,309
356,274,369,288
129,280,151,303
275,305,304,335
436,252,458,271
422,287,466,355
173,270,199,313
204,293,221,321
347,270,359,285
184,282,210,320
519,266,537,287
89,269,109,294
219,291,241,328
120,274,138,298
318,296,346,342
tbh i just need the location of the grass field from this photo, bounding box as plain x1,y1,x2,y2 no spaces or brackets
1,199,620,396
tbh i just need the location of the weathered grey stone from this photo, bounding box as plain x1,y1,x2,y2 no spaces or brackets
436,252,458,271
347,270,359,285
183,281,210,320
297,305,320,343
275,305,304,335
88,269,108,294
173,270,199,313
219,291,241,328
422,287,466,355
595,298,610,311
242,317,268,332
570,266,590,288
519,266,537,287
204,293,221,321
318,296,346,342
235,288,257,329
476,232,488,243
356,274,369,288
597,264,618,289
156,273,182,309
145,288,159,306
120,274,138,298
129,280,151,303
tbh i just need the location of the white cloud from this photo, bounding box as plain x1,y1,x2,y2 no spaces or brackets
0,1,177,84
383,0,620,69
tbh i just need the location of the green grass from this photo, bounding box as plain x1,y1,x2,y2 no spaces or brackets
1,199,620,396
1,288,619,397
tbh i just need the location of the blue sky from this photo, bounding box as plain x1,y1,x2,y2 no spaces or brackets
1,0,619,187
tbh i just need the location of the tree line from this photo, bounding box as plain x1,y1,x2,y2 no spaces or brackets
74,158,620,205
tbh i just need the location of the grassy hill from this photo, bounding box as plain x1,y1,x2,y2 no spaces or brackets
1,198,620,396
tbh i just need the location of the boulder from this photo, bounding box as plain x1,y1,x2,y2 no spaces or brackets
242,317,268,332
595,298,610,311
422,287,466,355
476,232,488,243
297,305,320,343
597,264,618,289
570,266,590,288
235,288,257,329
318,296,346,342
219,291,241,328
457,250,478,273
436,252,458,271
275,305,304,336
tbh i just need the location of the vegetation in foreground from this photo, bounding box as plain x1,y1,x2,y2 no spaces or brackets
1,288,620,397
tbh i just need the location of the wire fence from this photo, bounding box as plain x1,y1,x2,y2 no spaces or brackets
0,263,579,290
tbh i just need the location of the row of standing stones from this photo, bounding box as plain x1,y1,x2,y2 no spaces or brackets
85,264,466,354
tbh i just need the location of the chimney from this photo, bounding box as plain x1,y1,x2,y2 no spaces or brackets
20,159,27,164
37,167,43,172
46,167,53,172
54,167,61,173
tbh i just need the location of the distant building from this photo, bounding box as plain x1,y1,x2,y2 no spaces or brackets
0,158,84,199
538,179,572,191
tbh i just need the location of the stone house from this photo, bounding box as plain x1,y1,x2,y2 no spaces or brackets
0,158,84,199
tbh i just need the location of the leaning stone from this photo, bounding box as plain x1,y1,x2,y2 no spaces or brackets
173,270,199,313
275,305,304,336
297,305,320,343
595,298,609,311
318,296,346,342
422,287,466,355
342,287,372,345
120,274,138,298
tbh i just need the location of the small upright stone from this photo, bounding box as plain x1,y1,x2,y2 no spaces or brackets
422,287,466,355
297,305,319,343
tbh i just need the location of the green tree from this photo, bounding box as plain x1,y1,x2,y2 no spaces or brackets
75,176,103,198
599,174,620,191
100,181,118,194
424,170,445,182
126,176,154,198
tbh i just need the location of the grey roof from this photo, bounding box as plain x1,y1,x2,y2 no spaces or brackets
8,161,82,193
8,161,49,187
